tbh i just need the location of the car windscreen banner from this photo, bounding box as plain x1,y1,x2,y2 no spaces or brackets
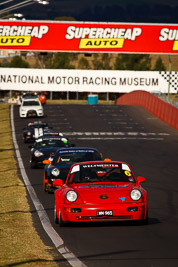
0,20,178,54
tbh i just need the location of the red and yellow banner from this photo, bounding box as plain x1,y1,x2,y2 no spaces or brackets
0,20,178,54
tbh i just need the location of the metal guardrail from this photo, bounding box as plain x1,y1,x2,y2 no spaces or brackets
151,92,178,108
158,95,178,108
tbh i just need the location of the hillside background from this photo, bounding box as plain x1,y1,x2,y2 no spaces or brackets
12,0,178,23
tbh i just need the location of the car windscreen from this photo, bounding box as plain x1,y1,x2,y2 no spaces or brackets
34,139,69,148
68,163,135,184
53,149,101,165
23,95,38,99
23,101,40,106
29,125,49,130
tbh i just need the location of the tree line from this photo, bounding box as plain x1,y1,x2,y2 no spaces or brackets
0,52,166,71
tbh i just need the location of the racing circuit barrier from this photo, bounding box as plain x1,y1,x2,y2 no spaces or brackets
116,90,178,130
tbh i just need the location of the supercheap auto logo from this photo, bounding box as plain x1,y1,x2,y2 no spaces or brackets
0,25,48,46
65,26,142,49
159,28,178,51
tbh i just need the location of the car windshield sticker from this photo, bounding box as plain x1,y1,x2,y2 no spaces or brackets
122,163,131,171
40,137,64,141
125,170,131,176
75,185,129,188
59,149,95,154
61,158,71,162
82,163,119,168
129,177,134,182
71,165,80,174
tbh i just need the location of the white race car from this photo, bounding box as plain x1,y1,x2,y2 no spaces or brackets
17,92,39,105
19,98,44,118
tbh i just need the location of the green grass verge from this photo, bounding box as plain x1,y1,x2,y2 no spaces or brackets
0,104,58,267
46,99,115,105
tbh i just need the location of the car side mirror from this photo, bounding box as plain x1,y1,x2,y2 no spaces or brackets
53,179,64,188
136,176,146,185
43,159,51,165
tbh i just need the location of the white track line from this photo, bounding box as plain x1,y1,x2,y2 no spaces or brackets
10,105,86,267
71,137,164,140
62,132,169,136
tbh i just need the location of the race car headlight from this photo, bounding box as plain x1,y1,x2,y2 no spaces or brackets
27,131,31,135
130,189,142,201
66,190,78,202
34,150,44,157
51,168,60,176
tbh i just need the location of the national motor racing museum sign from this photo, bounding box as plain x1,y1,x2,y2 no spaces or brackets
0,20,178,53
0,68,177,94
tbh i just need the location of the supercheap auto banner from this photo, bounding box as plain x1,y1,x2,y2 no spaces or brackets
0,68,177,93
1,20,178,53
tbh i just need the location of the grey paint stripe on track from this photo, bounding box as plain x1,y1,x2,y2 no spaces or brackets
10,105,86,267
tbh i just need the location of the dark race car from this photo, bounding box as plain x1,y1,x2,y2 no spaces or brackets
43,147,103,193
22,121,52,143
53,160,148,226
30,136,71,168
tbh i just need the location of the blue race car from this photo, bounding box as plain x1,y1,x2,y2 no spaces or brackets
30,136,71,168
43,147,103,193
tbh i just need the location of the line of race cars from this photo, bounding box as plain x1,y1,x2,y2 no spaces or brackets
22,119,148,226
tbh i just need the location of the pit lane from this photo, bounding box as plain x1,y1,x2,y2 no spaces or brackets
12,104,178,267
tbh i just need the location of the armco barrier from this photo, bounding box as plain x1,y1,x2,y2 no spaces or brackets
116,90,178,130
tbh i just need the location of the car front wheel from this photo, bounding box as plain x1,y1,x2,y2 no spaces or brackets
44,182,47,192
58,211,65,227
54,207,59,224
140,210,149,225
30,161,36,169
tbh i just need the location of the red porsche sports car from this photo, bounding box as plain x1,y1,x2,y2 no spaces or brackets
53,161,148,226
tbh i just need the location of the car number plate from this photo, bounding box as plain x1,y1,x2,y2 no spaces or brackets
97,210,113,216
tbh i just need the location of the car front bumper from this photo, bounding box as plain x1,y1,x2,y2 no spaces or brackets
20,109,44,118
59,202,147,222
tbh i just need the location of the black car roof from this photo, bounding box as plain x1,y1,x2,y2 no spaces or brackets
27,121,48,126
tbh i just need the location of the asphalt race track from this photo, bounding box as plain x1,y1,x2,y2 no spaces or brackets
13,104,178,267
